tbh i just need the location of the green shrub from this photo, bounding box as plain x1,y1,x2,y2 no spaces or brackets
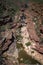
31,0,43,3
16,43,24,49
0,26,6,32
31,51,34,53
41,20,43,25
25,42,31,46
16,35,23,41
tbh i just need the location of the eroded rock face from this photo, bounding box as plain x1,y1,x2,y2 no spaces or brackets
24,2,43,54
34,43,43,54
0,31,19,65
0,1,43,65
27,21,40,42
0,56,14,65
0,15,13,26
0,32,15,54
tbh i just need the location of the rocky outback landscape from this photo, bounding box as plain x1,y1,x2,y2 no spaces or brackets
0,0,43,65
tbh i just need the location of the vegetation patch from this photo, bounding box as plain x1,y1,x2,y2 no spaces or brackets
31,0,43,3
0,26,6,32
41,20,43,25
31,51,34,53
16,35,23,41
18,50,41,64
16,43,24,49
25,42,31,46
